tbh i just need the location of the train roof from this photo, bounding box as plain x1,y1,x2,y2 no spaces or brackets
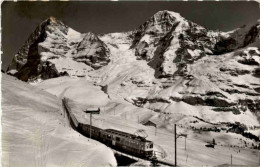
105,129,152,143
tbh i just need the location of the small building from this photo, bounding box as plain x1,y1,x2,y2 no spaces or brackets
142,119,163,128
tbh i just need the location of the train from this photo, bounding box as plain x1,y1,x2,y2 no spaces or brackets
78,124,154,159
62,98,154,159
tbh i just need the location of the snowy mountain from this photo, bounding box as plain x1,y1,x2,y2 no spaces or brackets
130,11,220,78
131,11,260,78
5,10,260,164
7,16,110,81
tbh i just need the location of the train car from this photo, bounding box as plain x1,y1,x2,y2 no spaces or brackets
77,123,154,159
101,129,154,158
78,123,102,141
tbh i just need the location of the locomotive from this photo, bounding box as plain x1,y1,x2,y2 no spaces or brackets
78,123,154,158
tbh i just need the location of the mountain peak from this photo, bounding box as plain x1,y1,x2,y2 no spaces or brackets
153,10,182,18
131,10,184,48
42,16,65,27
47,16,59,23
133,10,183,35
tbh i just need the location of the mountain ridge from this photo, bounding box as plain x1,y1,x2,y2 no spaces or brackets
6,10,260,123
7,11,260,80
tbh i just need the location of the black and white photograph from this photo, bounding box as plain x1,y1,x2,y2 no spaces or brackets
1,1,260,166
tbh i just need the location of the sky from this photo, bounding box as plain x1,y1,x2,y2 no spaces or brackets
1,1,260,71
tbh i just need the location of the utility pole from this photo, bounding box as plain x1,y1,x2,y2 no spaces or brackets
185,136,187,151
175,124,177,167
90,113,92,139
231,154,233,165
84,108,100,139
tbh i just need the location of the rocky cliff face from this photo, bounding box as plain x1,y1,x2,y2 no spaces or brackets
130,11,219,78
7,17,66,81
214,21,260,54
73,32,110,69
7,16,110,81
131,11,260,79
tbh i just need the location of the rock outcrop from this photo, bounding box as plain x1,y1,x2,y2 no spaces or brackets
73,32,110,69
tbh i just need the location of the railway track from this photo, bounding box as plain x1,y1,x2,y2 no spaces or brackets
62,98,175,166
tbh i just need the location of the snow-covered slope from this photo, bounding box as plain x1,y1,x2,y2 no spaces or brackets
35,75,259,166
1,73,117,167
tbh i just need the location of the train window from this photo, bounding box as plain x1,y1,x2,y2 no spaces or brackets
150,144,153,148
107,135,111,139
116,137,120,142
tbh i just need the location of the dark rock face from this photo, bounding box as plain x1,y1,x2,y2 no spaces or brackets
148,22,180,78
131,97,170,107
219,67,251,76
238,59,259,66
254,87,260,93
181,96,205,106
40,62,60,80
253,68,260,78
7,17,67,81
169,22,219,77
181,96,234,107
185,21,217,51
7,16,111,82
238,99,260,114
214,22,260,55
135,41,149,60
204,98,233,107
237,48,260,66
73,32,110,69
214,37,237,55
213,107,241,115
226,122,259,142
139,94,234,108
244,23,260,46
8,17,68,72
131,10,177,48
